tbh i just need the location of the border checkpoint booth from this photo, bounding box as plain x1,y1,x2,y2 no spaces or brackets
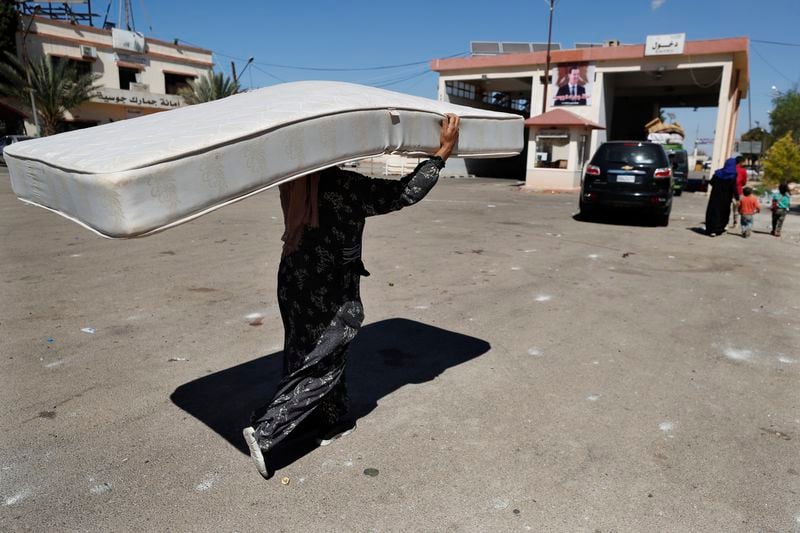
524,108,604,190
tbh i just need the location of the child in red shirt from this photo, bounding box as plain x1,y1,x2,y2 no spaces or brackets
738,186,760,238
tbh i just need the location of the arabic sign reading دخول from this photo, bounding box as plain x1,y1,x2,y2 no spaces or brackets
92,88,182,109
645,33,686,56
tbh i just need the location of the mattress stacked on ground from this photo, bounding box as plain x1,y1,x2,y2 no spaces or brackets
5,81,524,238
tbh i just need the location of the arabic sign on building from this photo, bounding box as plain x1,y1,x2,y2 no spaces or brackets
112,28,146,53
645,33,686,56
115,52,148,66
92,88,182,109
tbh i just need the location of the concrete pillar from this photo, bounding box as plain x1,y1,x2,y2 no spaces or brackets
525,131,538,187
567,131,580,171
725,87,741,157
593,71,609,153
711,62,733,169
438,77,448,102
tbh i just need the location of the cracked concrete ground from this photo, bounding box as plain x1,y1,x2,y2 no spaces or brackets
1,167,799,532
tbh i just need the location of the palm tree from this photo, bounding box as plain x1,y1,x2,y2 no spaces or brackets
179,70,239,105
0,52,101,136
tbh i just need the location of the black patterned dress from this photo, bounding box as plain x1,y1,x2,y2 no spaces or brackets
251,158,444,451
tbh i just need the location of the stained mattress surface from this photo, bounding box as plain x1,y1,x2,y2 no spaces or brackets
5,81,523,238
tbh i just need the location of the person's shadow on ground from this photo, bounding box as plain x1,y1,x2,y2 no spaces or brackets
170,318,490,470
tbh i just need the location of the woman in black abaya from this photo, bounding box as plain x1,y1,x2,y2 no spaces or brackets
243,114,461,479
705,156,741,236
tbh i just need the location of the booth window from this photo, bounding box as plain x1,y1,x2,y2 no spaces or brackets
535,132,570,169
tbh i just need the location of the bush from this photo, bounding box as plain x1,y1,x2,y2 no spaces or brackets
762,132,800,186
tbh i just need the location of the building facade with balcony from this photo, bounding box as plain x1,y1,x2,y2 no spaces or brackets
6,15,213,136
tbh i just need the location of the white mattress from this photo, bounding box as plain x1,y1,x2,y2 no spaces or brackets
5,81,523,238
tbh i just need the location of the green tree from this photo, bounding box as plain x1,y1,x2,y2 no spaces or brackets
0,2,19,56
0,52,101,136
769,88,800,143
762,132,800,186
741,126,772,151
179,70,239,104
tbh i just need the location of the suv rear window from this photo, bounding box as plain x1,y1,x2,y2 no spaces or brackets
593,143,667,166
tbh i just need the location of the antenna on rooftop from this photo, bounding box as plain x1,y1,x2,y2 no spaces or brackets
15,1,99,27
119,0,135,31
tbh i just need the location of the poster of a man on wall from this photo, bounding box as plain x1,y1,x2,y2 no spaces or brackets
553,63,593,106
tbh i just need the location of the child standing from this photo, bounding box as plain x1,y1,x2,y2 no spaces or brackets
738,186,760,238
771,182,791,237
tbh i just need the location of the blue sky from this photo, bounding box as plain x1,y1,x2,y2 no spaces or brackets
118,0,798,150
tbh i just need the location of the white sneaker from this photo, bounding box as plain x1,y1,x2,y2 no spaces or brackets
242,427,271,479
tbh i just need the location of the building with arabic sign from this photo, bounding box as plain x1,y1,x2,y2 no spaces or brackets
3,14,212,136
430,36,749,190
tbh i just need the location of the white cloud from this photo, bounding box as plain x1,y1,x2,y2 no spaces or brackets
651,0,667,9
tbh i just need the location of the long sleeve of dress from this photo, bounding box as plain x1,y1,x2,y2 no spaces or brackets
339,158,445,217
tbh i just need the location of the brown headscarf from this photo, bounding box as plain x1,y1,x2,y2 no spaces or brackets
279,172,320,256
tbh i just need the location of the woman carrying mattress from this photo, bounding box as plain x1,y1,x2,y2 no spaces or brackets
243,114,460,479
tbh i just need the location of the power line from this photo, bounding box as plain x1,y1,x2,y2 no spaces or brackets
751,39,800,48
353,63,433,85
251,52,467,72
172,39,466,73
137,0,154,33
403,69,436,92
250,64,286,84
751,45,794,84
371,69,432,88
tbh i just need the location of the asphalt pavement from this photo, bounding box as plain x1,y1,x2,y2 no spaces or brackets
1,167,799,532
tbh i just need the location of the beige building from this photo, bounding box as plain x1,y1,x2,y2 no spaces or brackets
431,36,749,189
4,15,213,135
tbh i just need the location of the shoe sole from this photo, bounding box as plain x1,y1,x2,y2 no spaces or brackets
242,427,271,479
316,426,356,447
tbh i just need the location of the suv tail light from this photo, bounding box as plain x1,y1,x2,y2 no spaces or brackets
585,164,601,176
654,167,672,178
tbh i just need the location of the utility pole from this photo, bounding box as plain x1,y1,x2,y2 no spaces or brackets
123,0,133,30
541,0,555,114
747,80,752,136
231,57,253,90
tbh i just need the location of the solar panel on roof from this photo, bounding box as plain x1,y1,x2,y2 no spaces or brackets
501,42,532,54
530,43,561,51
470,41,502,55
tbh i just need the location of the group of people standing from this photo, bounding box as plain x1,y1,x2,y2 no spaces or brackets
704,155,792,238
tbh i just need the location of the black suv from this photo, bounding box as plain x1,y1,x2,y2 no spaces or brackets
579,141,673,225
